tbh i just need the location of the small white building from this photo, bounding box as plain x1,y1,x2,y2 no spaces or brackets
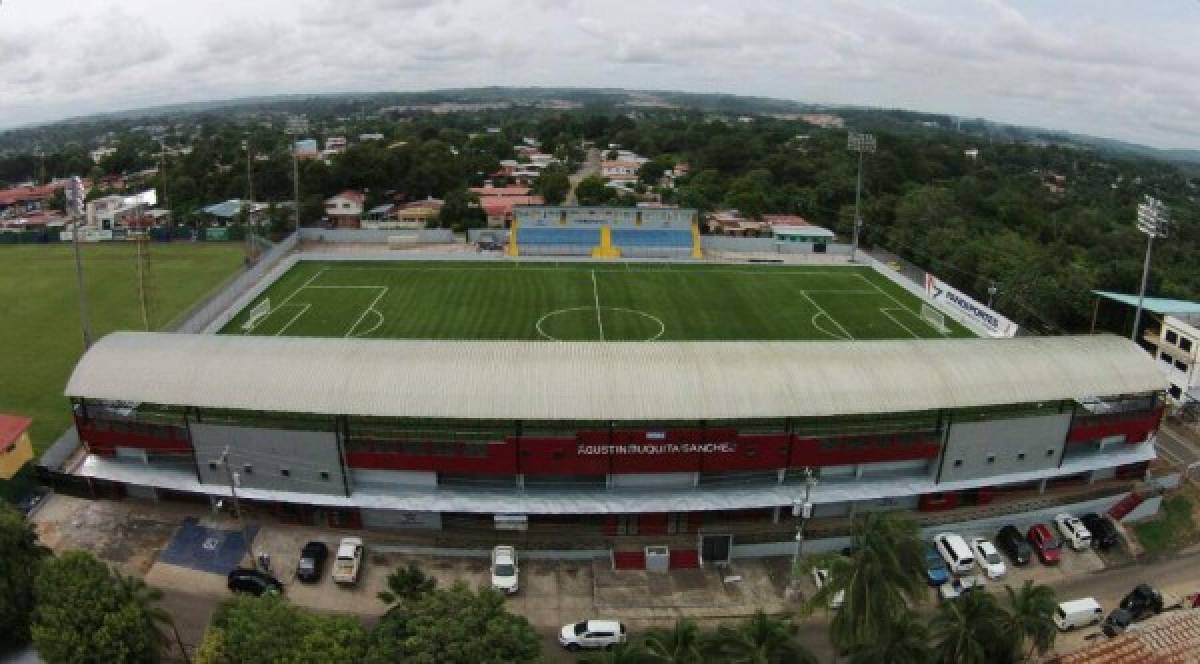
1149,315,1200,405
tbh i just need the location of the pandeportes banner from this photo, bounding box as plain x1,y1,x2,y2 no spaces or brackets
924,273,1019,338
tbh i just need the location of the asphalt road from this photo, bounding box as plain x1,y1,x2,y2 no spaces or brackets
565,148,601,205
1157,423,1200,473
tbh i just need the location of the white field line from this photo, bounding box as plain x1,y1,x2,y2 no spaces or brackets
273,267,328,311
591,270,605,341
854,272,926,318
799,291,854,340
310,266,844,276
275,304,311,336
879,307,922,339
345,287,390,338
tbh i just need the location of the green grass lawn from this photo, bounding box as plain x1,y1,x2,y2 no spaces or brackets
1133,494,1197,556
0,243,244,454
223,261,974,342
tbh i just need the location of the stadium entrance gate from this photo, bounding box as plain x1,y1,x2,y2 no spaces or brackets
700,534,732,566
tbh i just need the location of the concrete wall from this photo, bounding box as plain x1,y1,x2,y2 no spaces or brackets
610,472,695,489
190,422,345,495
700,236,851,255
361,508,442,530
939,413,1072,483
298,228,455,244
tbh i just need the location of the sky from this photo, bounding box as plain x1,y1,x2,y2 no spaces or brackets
1,0,1198,150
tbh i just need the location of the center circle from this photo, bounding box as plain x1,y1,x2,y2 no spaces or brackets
536,306,665,341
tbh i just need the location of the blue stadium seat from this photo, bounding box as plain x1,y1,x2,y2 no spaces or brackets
611,228,693,248
516,227,601,247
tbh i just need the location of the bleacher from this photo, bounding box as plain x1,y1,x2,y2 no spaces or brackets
611,228,694,258
514,227,602,256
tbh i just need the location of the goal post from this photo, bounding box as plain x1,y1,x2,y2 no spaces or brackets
920,303,949,334
242,297,271,332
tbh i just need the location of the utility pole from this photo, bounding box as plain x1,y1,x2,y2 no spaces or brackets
787,467,818,598
216,446,254,569
159,140,172,240
243,138,255,263
291,133,301,229
846,132,876,263
66,177,93,348
987,281,999,308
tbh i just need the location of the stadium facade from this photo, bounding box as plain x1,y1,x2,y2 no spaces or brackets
59,332,1164,553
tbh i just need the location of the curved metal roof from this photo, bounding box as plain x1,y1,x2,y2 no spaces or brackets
66,332,1164,421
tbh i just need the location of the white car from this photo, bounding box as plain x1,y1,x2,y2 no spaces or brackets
933,533,977,574
490,545,519,594
559,619,627,651
811,568,845,609
969,537,1007,579
1055,514,1093,551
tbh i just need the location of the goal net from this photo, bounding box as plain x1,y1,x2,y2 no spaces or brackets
242,298,271,331
920,303,949,334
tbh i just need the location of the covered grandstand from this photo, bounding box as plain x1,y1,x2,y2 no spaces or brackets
58,332,1165,554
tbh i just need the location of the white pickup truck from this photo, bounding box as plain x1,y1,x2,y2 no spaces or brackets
331,537,363,585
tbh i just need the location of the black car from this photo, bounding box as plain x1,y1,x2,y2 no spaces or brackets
1081,513,1119,550
995,525,1033,565
1102,607,1133,637
1120,584,1164,617
227,568,283,596
296,541,329,583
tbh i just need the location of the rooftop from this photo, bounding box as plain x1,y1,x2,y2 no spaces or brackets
1049,608,1200,664
66,332,1163,422
0,414,32,446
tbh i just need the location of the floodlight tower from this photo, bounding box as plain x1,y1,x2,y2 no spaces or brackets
65,176,93,348
1131,195,1170,341
846,132,876,262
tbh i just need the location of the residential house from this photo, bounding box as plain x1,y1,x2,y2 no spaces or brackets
602,160,642,183
359,133,385,142
799,114,845,129
0,183,60,218
0,414,33,480
200,199,269,227
481,195,544,228
469,186,532,198
324,190,365,228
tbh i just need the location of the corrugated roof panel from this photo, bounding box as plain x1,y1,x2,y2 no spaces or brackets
65,332,1165,420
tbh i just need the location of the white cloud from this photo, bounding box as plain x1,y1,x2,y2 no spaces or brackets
0,0,1196,149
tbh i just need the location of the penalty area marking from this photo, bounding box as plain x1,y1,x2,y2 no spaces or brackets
345,286,390,338
536,306,665,342
798,291,854,340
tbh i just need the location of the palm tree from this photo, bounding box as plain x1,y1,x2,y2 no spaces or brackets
377,562,436,611
846,609,933,664
931,590,1015,664
580,641,651,664
800,512,927,652
643,617,704,664
1003,580,1058,662
708,611,817,664
114,571,187,662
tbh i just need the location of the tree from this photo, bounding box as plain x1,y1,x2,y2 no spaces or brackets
845,609,933,664
366,582,541,663
533,163,570,204
707,611,816,664
197,595,367,664
576,175,614,206
377,561,436,611
801,512,927,653
1002,581,1057,662
0,503,48,648
32,550,165,664
643,617,704,664
930,591,1015,664
581,641,651,664
438,188,484,230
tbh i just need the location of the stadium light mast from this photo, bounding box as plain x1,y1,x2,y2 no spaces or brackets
65,177,93,349
846,132,876,262
1131,195,1169,341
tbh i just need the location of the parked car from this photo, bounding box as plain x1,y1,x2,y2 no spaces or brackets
558,619,628,651
996,525,1033,566
296,541,328,583
1081,513,1119,550
924,543,950,586
811,568,845,609
331,537,363,585
227,568,282,596
1054,513,1093,551
939,575,985,601
1027,523,1062,565
933,533,976,574
491,545,519,594
1054,597,1103,631
969,537,1007,579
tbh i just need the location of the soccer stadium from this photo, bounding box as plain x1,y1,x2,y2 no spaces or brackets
47,208,1168,568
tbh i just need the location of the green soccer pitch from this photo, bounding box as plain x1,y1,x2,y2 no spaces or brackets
221,261,975,341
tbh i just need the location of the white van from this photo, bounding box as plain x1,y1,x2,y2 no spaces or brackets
933,533,976,574
1054,598,1104,631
